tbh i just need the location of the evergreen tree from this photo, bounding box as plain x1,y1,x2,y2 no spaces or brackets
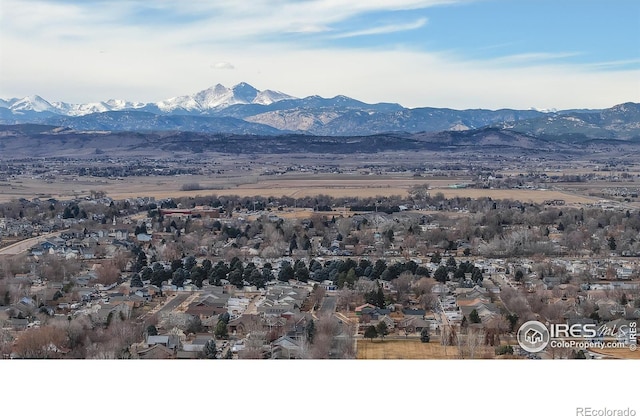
446,256,457,272
364,325,378,341
434,265,448,283
375,282,386,308
376,321,389,341
204,339,217,359
215,320,228,339
305,320,316,344
430,251,442,264
294,259,309,282
278,261,294,282
420,327,430,343
469,309,481,324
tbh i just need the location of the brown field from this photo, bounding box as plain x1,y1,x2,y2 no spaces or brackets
588,347,640,359
0,175,435,202
90,187,598,205
356,338,496,359
433,188,597,204
0,174,603,205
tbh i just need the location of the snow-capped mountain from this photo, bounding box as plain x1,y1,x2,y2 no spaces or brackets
1,83,637,137
6,95,58,113
51,99,146,116
156,82,296,112
2,83,296,117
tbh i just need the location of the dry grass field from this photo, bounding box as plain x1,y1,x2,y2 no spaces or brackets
0,173,601,207
356,339,496,359
434,188,597,204
588,347,640,359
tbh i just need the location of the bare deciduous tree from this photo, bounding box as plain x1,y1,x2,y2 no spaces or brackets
13,326,67,358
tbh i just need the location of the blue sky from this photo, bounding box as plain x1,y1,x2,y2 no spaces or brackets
1,0,638,109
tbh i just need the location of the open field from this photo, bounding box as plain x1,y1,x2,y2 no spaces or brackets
0,175,437,202
0,173,605,206
356,338,496,359
433,188,598,204
588,347,640,359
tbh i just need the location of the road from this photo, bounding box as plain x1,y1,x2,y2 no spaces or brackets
318,296,337,315
0,231,62,256
243,294,261,315
137,292,192,321
0,211,144,256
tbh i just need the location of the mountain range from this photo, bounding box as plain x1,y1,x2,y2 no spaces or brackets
1,82,639,138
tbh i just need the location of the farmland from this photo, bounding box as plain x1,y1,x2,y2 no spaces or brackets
0,171,605,206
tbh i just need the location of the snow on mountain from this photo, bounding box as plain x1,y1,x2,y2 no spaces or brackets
229,82,259,103
9,95,57,113
253,89,296,105
52,99,146,116
528,107,558,113
156,82,296,112
104,99,145,110
156,93,201,112
2,82,296,116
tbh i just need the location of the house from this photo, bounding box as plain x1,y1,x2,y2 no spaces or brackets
542,276,563,289
399,316,433,334
354,303,377,316
185,294,229,319
261,299,298,315
133,289,153,302
39,241,57,251
228,314,263,337
271,335,303,359
402,309,426,318
93,302,130,324
135,344,175,359
358,306,391,325
178,334,215,359
11,318,29,331
136,233,152,242
145,334,181,350
377,314,395,328
114,229,129,240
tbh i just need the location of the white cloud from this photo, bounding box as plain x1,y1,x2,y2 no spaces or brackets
331,18,428,38
0,0,637,110
211,62,236,70
486,52,583,65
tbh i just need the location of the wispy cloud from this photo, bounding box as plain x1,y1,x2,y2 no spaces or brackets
211,62,236,70
0,0,458,42
486,52,584,66
1,0,637,110
331,18,428,38
583,58,640,70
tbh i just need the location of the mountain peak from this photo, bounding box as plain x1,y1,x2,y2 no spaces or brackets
231,82,259,103
10,95,56,112
233,81,255,89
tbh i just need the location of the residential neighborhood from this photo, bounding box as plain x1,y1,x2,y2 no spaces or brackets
1,189,638,360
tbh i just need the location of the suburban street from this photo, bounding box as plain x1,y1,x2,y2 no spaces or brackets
318,296,336,315
137,292,192,321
